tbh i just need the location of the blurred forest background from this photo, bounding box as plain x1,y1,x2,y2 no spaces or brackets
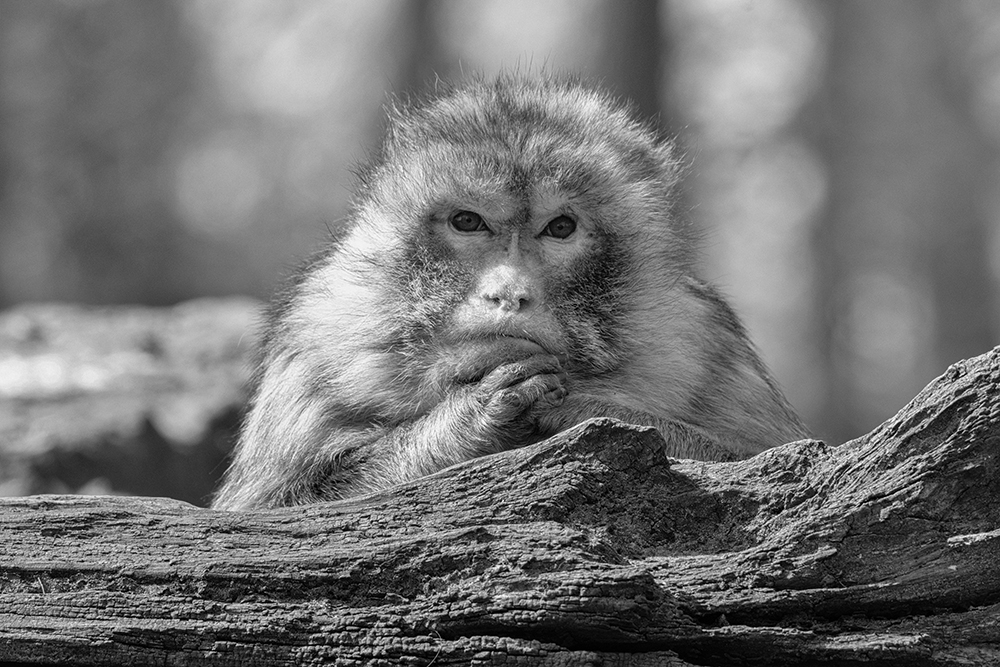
0,0,997,448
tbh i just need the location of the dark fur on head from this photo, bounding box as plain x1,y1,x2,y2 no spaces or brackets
213,73,808,510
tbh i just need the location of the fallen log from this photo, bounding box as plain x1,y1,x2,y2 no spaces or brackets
1,347,998,666
0,298,257,503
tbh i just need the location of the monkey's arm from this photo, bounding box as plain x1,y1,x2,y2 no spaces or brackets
534,394,743,461
327,354,568,499
214,353,565,509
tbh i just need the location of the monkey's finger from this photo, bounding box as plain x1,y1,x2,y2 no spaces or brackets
479,353,564,393
538,382,569,408
486,372,565,420
520,371,566,403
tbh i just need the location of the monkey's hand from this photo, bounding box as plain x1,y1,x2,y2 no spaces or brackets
453,352,567,453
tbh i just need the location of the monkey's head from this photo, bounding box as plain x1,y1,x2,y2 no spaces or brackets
297,75,693,404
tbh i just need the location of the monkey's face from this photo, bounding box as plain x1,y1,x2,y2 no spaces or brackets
426,186,607,385
339,79,689,397
351,155,642,393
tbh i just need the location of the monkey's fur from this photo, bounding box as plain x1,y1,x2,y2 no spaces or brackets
213,75,808,510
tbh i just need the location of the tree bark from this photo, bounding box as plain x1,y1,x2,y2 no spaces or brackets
1,347,999,666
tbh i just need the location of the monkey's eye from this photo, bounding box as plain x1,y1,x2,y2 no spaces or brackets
449,210,487,233
542,215,577,239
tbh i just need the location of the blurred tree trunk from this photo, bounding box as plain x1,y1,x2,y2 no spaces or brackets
594,0,667,127
391,0,670,132
805,0,997,444
0,3,8,308
392,0,443,96
0,0,200,307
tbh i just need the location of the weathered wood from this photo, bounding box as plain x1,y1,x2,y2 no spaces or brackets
1,347,999,666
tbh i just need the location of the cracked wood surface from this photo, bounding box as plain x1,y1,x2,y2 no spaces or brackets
1,347,999,666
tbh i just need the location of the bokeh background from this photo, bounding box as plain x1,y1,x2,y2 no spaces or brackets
0,0,998,447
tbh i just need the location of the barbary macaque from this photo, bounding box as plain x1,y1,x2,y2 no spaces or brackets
213,74,808,510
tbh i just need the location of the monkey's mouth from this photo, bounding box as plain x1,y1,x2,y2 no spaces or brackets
486,334,547,353
471,333,568,359
445,335,563,383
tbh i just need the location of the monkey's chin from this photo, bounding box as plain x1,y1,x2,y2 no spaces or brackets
446,336,555,383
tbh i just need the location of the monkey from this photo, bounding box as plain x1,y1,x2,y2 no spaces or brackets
212,73,809,511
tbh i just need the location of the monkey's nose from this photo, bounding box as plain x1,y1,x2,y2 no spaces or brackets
482,291,532,313
477,265,537,313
